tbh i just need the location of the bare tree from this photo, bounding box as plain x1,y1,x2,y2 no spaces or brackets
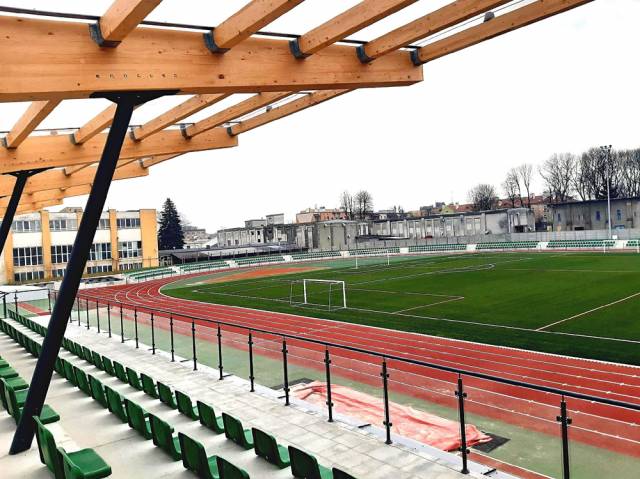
619,148,640,197
539,153,575,203
339,191,355,220
354,190,374,219
502,170,519,208
573,147,623,200
516,164,533,207
468,184,498,211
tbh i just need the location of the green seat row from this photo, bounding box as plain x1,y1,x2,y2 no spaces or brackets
180,261,229,273
348,247,400,256
408,244,466,252
476,241,539,250
291,251,341,260
234,256,285,266
547,240,615,248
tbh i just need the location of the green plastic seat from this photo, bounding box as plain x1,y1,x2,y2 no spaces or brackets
288,446,332,479
58,446,112,479
126,367,143,391
62,360,77,386
124,399,152,440
113,361,128,383
2,375,28,391
74,366,92,396
222,413,253,450
251,428,290,468
81,347,94,365
157,382,177,409
3,383,59,426
0,367,18,379
0,377,28,409
197,401,224,434
91,352,104,370
175,390,199,420
54,357,65,376
88,376,108,408
216,456,250,479
101,357,116,377
178,432,219,479
0,359,9,368
149,413,181,461
140,373,158,398
332,468,357,479
104,386,128,423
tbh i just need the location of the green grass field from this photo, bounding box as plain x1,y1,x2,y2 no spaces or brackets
163,252,640,365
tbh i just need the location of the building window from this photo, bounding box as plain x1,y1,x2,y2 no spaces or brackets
119,262,142,271
49,219,77,231
617,209,622,221
13,247,43,266
98,218,110,229
52,268,66,278
14,270,44,282
51,245,73,264
116,218,140,229
90,243,112,261
87,264,112,274
596,211,601,221
12,220,41,233
557,213,561,222
118,241,142,258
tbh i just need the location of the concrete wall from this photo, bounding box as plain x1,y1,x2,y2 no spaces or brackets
550,198,640,231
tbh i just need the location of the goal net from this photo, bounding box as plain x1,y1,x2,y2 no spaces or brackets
289,279,347,311
352,251,391,269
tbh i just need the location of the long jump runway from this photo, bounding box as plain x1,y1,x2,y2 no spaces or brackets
78,273,640,458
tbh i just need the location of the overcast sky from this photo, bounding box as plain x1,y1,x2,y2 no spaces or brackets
1,0,639,232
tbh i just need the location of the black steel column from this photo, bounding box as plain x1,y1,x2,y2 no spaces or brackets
557,397,572,479
455,375,470,475
10,90,173,454
0,171,36,256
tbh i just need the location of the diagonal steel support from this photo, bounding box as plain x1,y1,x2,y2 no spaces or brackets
9,90,176,454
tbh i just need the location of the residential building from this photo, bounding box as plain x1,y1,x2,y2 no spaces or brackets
183,225,216,249
295,207,346,223
0,208,158,284
548,197,640,231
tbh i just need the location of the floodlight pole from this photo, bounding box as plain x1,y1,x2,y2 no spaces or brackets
600,145,613,240
10,90,175,454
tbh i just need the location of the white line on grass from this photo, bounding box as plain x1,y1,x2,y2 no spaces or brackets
393,296,465,313
536,290,640,331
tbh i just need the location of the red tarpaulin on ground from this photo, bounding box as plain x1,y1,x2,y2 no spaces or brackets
292,381,491,451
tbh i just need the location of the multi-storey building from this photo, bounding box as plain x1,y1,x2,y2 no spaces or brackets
0,208,158,284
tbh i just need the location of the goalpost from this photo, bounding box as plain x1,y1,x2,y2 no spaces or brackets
289,279,347,310
354,251,390,269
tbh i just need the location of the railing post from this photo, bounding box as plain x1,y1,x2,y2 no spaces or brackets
47,290,52,314
381,358,392,445
14,292,18,316
248,331,255,392
455,375,470,474
557,397,572,479
282,337,290,406
133,307,139,348
217,324,223,380
85,299,90,330
324,348,334,422
169,314,175,362
119,306,124,343
95,301,100,334
150,313,156,355
107,303,112,338
3,294,7,318
76,297,81,326
191,320,197,371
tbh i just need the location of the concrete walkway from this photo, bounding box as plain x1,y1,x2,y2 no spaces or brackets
0,315,507,478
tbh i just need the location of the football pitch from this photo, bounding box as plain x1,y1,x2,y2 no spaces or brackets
163,252,640,365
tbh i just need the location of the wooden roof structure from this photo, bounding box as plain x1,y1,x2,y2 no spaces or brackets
0,0,593,214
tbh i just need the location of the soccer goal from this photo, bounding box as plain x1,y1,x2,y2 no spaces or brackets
353,251,390,269
289,279,347,310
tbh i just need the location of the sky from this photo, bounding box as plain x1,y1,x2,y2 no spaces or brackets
1,0,639,232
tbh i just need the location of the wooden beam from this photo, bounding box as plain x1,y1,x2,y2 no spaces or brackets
3,100,61,148
185,92,292,138
357,0,511,62
206,0,303,53
140,154,181,168
228,90,350,136
0,16,421,102
0,124,237,174
412,0,594,65
2,185,92,208
0,162,149,198
131,94,229,141
10,200,62,216
291,0,416,58
64,164,93,176
92,0,162,47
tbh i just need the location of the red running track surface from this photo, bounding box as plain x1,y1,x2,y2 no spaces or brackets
77,273,640,457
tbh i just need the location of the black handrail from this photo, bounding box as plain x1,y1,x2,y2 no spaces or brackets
72,289,640,413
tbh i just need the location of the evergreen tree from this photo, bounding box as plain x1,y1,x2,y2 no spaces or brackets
158,198,184,250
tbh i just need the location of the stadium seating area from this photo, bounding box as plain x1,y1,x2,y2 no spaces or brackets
547,239,616,249
408,244,467,253
348,247,400,256
476,241,539,250
179,261,229,274
291,251,341,261
626,240,640,248
234,256,285,266
1,310,358,479
126,268,175,282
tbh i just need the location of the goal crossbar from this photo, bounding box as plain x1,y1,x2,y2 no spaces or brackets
290,279,347,310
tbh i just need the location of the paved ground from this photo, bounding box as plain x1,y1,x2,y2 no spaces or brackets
0,314,509,478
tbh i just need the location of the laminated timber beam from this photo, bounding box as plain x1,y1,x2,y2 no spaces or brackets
184,92,292,138
0,185,91,209
0,162,149,198
228,90,350,136
411,0,594,65
0,16,422,102
0,125,237,174
205,0,304,53
140,154,180,168
290,0,417,58
0,199,62,216
90,0,162,47
2,100,62,148
131,94,229,140
355,0,511,63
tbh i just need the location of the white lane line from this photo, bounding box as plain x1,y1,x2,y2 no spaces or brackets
536,291,640,331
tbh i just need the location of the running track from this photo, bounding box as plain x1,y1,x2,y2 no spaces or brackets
77,272,640,458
